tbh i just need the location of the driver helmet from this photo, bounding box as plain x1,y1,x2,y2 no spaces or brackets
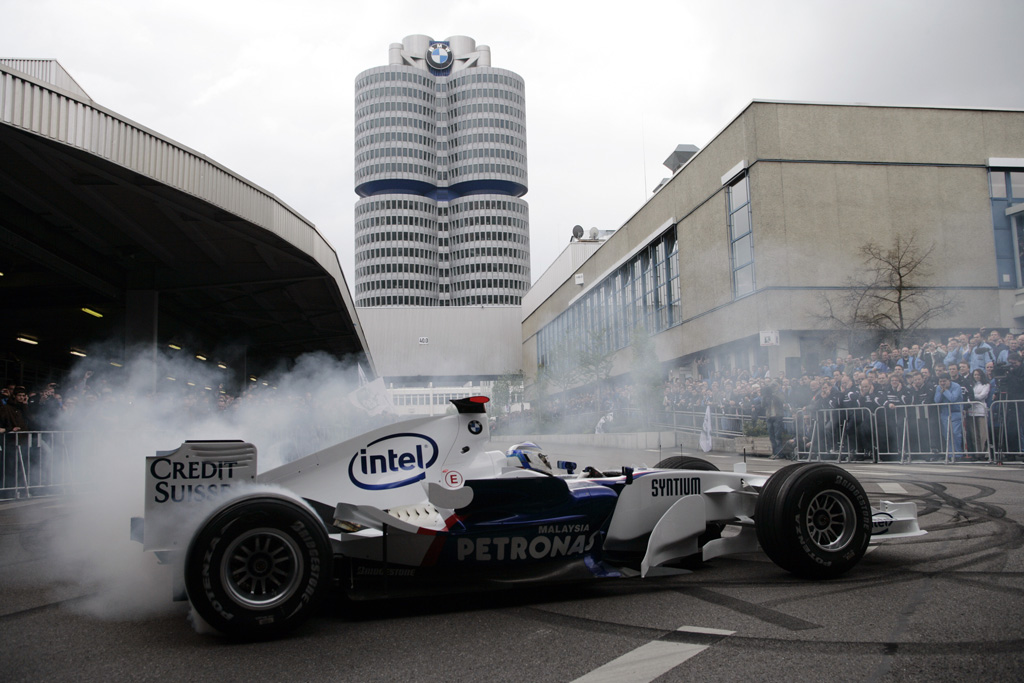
505,442,552,473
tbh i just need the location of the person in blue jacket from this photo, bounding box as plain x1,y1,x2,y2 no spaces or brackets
934,375,965,460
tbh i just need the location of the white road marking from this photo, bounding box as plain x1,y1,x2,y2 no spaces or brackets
571,626,734,683
877,482,908,495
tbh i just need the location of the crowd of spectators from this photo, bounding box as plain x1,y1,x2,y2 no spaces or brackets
660,329,1024,461
496,329,1024,461
0,370,320,434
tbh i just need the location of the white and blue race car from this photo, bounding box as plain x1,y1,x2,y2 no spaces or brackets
131,397,924,639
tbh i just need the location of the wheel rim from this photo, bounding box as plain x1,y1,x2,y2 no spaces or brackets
222,527,304,610
803,489,858,551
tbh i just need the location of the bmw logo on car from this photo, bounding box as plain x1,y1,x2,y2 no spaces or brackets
468,420,482,435
347,432,439,490
426,42,452,70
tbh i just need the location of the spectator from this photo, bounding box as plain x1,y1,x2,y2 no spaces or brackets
989,330,1008,360
898,347,924,371
998,336,1019,365
934,376,965,460
35,383,63,431
849,378,884,460
968,369,991,458
10,387,33,430
879,374,907,459
0,394,27,432
947,363,969,398
762,383,786,458
904,371,937,457
968,333,996,373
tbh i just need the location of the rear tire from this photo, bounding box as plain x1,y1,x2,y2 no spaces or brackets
654,455,718,471
755,463,871,579
184,498,331,639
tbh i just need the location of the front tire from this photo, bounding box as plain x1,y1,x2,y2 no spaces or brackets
184,497,331,639
654,455,718,472
755,463,871,579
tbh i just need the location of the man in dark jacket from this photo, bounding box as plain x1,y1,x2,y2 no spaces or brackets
762,383,787,458
847,379,884,460
903,372,937,457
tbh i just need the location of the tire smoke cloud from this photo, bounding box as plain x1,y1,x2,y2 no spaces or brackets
11,344,391,622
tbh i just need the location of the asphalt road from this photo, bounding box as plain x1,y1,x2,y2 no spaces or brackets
2,444,1023,682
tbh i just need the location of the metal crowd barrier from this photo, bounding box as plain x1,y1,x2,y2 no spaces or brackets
792,407,877,462
1,431,86,499
655,401,1017,465
880,402,989,463
990,399,1024,463
790,400,1003,464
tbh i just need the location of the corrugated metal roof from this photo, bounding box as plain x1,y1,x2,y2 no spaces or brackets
0,59,92,100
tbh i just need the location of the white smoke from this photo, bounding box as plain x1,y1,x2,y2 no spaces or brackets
11,345,390,622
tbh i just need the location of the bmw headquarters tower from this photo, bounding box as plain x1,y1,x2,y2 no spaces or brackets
354,35,530,308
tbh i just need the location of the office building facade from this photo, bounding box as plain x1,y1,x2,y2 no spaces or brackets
523,102,1024,388
354,35,530,307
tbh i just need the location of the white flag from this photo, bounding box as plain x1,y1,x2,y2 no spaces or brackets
348,376,394,416
699,406,713,453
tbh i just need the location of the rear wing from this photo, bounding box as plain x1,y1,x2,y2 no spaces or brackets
136,440,257,551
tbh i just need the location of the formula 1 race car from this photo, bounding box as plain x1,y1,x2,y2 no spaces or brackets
130,397,924,639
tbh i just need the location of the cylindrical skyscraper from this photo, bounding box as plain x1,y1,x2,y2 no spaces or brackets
354,35,530,307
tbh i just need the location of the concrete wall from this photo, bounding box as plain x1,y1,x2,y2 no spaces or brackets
359,305,523,378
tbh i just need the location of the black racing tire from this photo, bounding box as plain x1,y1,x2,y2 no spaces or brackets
654,455,722,548
654,455,719,472
184,497,331,639
755,462,871,579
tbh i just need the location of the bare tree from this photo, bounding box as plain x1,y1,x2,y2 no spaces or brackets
490,369,524,415
815,231,960,349
536,341,582,400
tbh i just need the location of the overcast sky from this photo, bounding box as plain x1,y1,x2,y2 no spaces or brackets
3,0,1023,290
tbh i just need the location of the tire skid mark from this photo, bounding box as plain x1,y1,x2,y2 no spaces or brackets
0,594,93,621
684,586,819,631
511,599,1024,658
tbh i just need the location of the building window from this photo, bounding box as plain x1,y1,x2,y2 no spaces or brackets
727,174,754,298
989,168,1024,288
535,227,681,380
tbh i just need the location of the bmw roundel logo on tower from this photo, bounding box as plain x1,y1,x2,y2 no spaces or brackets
468,420,482,435
426,42,452,70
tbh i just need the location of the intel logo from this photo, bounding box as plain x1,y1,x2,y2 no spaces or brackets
348,432,439,490
872,512,894,534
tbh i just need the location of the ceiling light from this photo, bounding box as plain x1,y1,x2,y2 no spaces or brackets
217,363,227,369
109,362,123,368
16,336,38,345
81,307,103,318
168,343,181,350
196,354,207,361
70,349,87,357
